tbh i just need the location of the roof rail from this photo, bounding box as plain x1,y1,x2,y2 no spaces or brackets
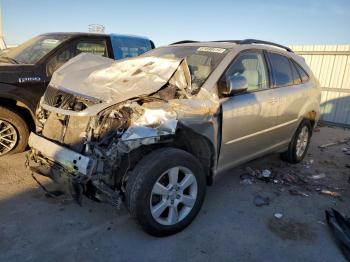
170,40,199,45
239,39,293,52
169,39,293,52
211,40,240,44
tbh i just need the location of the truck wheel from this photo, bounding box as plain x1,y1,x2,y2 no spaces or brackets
126,147,206,236
280,119,312,163
0,107,29,156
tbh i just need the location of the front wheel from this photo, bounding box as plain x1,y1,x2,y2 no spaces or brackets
281,119,312,163
0,107,29,157
125,148,206,236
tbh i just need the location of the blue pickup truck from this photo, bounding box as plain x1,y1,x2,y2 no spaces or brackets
0,32,155,156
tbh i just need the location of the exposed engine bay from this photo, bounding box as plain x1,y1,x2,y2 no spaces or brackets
27,53,220,207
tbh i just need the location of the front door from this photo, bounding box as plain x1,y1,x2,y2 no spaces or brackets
218,50,277,171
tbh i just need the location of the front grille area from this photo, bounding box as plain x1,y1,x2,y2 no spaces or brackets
42,113,90,153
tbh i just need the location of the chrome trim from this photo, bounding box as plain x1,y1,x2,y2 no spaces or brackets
226,118,299,145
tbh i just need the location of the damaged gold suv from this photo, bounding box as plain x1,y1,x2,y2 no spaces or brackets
27,39,321,236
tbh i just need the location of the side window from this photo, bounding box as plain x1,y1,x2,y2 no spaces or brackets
225,51,269,92
46,39,107,76
76,41,107,57
46,45,76,76
293,61,309,83
268,53,294,87
289,60,302,85
110,36,153,60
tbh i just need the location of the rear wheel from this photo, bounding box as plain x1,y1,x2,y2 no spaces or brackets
126,147,206,236
281,119,312,163
0,107,29,156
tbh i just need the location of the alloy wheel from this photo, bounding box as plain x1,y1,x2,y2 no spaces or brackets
150,166,198,226
0,120,18,156
296,126,309,158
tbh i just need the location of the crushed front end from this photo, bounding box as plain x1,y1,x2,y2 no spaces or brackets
27,53,220,206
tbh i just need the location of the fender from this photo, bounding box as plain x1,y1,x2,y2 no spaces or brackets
0,83,43,119
298,84,321,125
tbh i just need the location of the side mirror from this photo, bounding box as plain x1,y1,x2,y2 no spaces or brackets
219,75,248,96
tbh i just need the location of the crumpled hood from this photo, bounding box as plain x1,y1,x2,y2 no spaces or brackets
49,53,189,103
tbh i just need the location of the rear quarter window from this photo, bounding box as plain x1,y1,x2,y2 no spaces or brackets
268,52,294,87
293,61,309,83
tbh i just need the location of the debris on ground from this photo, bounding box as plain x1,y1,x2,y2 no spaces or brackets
279,172,307,185
319,138,350,150
320,189,341,197
310,173,326,180
254,195,270,207
274,213,283,219
325,209,350,261
289,188,310,197
245,167,272,182
245,167,260,177
240,173,255,185
261,169,272,182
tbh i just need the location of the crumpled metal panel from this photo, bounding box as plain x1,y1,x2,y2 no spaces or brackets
50,53,184,103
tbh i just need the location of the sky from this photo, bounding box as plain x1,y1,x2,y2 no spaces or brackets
2,0,350,46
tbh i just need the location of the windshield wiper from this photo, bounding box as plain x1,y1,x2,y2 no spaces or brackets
0,56,20,64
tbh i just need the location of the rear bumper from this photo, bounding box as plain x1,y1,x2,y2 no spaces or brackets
28,132,94,176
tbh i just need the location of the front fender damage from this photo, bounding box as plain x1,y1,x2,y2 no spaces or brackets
27,54,220,206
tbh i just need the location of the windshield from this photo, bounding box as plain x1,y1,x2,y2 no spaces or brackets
0,35,71,64
143,46,228,90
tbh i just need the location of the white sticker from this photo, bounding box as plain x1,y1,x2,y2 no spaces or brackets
42,39,60,44
197,47,226,53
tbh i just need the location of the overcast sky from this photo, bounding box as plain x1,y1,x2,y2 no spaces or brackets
3,0,350,46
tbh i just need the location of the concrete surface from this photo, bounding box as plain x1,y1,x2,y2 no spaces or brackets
0,126,349,262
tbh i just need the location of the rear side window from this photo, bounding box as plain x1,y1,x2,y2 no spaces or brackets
110,35,152,59
268,53,293,87
289,60,302,85
293,61,309,83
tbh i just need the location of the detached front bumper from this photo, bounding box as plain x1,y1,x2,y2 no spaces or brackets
28,133,94,177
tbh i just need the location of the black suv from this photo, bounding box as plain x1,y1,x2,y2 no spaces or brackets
0,32,155,156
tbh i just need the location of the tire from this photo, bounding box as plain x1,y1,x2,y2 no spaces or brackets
280,119,312,163
0,106,29,156
125,147,206,236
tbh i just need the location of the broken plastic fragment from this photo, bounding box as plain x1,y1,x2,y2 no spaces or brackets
274,213,283,219
261,169,271,178
320,189,341,197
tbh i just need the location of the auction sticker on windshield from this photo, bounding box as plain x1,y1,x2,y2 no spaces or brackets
197,47,226,53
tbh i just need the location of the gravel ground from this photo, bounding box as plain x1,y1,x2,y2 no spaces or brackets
0,126,349,262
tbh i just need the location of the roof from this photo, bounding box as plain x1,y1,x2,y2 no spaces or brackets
41,32,150,40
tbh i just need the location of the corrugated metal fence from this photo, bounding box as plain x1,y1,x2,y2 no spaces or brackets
289,45,350,127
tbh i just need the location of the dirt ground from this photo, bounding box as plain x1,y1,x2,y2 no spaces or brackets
0,126,349,262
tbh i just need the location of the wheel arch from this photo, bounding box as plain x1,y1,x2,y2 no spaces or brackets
0,97,35,132
117,125,216,189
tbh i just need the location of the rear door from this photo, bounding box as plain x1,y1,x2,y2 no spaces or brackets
266,52,310,145
218,50,278,170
